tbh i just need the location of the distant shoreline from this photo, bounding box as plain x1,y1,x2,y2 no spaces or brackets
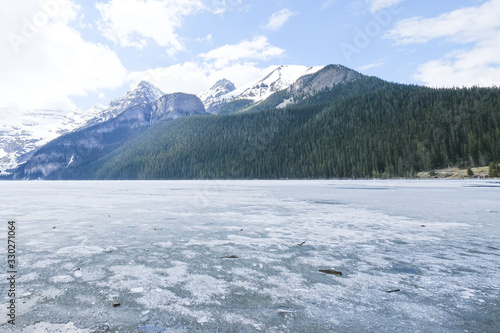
416,165,497,180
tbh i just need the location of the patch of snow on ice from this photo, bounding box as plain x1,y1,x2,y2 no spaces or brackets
57,245,106,255
19,322,90,333
51,275,74,283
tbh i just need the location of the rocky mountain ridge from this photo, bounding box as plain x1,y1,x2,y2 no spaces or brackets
196,65,365,114
13,85,205,179
84,81,165,128
289,64,362,96
7,64,366,179
197,65,326,114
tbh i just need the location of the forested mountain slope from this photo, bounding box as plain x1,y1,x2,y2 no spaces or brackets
46,77,500,180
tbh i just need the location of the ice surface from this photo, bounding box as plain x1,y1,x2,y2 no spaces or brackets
0,180,499,332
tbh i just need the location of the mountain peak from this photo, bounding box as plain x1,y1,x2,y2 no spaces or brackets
289,64,362,96
104,81,164,116
223,65,325,103
81,81,165,129
138,80,158,90
197,65,326,114
211,79,236,92
112,81,164,105
197,79,237,113
135,80,164,98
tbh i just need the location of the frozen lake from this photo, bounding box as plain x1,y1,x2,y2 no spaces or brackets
1,180,499,332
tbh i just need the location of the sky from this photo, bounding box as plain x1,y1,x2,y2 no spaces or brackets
1,0,500,111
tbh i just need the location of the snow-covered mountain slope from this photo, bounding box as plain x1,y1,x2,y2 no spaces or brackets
0,105,106,175
230,65,325,102
84,81,164,127
197,79,236,114
1,81,165,176
16,91,205,180
198,65,324,113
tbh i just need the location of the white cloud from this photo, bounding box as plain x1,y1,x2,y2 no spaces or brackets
128,61,270,95
368,0,406,13
220,0,251,13
96,0,204,53
414,34,500,87
0,2,286,111
321,0,337,10
129,34,287,94
0,0,127,110
386,0,500,44
262,8,298,31
200,36,285,68
357,59,386,71
386,0,500,87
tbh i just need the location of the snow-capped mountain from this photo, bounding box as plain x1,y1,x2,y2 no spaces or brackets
0,105,106,175
230,65,325,102
197,79,236,114
16,90,205,180
84,81,164,127
1,81,165,176
198,65,324,113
